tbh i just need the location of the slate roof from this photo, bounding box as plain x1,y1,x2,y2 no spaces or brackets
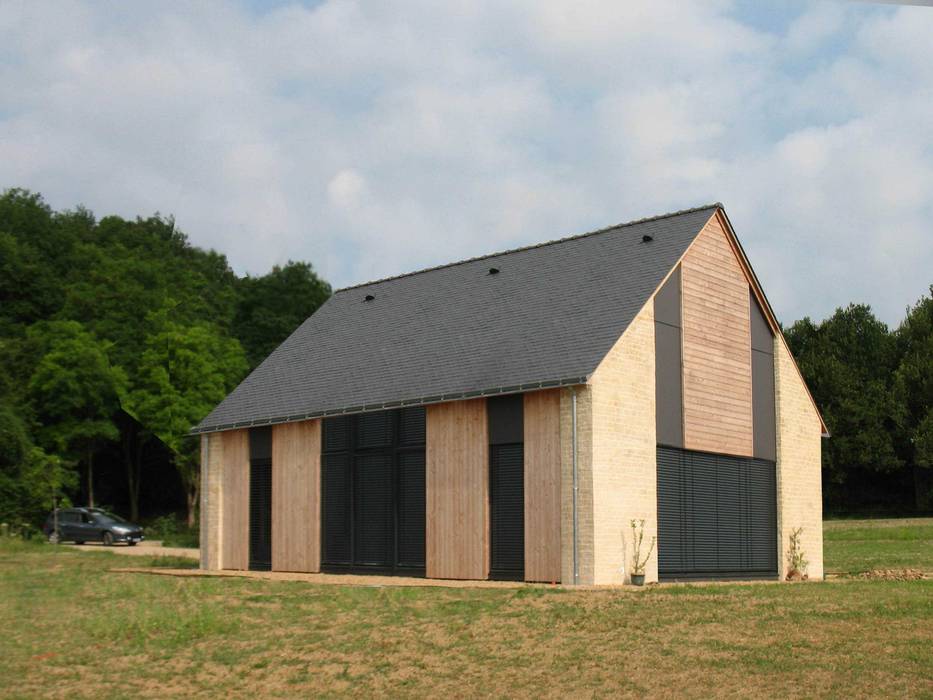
194,203,721,434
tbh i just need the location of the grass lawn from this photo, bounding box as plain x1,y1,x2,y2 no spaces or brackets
1,521,931,699
824,517,933,574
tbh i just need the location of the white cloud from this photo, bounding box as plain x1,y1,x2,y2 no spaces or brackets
327,169,367,211
0,0,930,324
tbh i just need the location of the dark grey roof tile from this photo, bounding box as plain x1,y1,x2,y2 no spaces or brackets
194,204,719,433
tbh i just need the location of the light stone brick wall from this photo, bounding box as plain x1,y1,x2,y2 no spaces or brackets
200,432,224,570
588,303,658,585
775,340,824,580
560,385,595,584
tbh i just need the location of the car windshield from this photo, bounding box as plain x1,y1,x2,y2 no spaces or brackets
89,509,127,524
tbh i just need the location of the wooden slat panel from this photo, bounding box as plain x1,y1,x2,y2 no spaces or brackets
426,399,489,579
523,390,562,583
221,429,250,570
681,216,753,457
271,420,321,573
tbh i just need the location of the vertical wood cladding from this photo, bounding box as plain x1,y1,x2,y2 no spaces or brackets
523,389,562,583
426,398,489,579
220,429,250,570
681,214,754,457
271,420,321,573
654,266,684,448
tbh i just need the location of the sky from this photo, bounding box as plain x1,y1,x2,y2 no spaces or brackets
1,1,931,326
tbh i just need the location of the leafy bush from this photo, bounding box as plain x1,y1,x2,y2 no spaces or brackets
141,513,199,548
162,530,199,548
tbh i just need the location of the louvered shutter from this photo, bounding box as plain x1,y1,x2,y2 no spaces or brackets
396,451,426,568
321,408,426,573
322,453,352,565
490,443,525,576
657,447,777,579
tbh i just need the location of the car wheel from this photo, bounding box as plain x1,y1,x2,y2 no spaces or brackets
47,531,60,545
75,540,85,545
102,531,114,546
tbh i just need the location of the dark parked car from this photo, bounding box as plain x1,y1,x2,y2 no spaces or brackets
43,508,144,546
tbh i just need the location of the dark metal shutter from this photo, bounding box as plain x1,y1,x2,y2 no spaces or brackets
396,451,426,568
490,444,525,577
321,408,426,574
657,446,776,580
323,415,350,451
747,458,778,571
487,394,523,445
657,448,690,572
399,407,426,446
322,453,351,565
689,451,719,572
248,427,273,571
357,411,393,449
354,454,393,565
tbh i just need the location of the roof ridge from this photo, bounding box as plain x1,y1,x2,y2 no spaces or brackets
335,201,722,293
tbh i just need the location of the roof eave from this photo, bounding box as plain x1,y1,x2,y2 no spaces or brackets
190,374,590,436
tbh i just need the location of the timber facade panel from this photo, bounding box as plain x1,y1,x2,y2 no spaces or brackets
681,215,754,458
271,420,321,573
220,429,249,571
425,399,489,579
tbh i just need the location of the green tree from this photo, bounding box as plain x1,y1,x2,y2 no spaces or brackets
0,398,77,526
0,187,331,526
233,261,331,368
127,307,247,526
56,213,239,520
892,287,933,509
61,215,238,377
785,304,901,497
0,190,73,335
27,321,126,507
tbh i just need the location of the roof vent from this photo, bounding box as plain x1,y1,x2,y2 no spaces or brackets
642,234,653,243
488,267,500,275
363,294,375,302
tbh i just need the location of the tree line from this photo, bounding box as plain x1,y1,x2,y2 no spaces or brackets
0,189,330,528
0,188,930,531
786,296,932,513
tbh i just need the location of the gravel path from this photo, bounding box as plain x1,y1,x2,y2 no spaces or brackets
70,541,199,560
112,566,547,588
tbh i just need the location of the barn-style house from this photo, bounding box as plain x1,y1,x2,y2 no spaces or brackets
194,203,827,584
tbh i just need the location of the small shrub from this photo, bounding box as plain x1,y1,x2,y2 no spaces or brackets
786,527,809,581
1,521,40,540
162,530,199,548
142,514,199,548
629,518,656,576
144,514,181,540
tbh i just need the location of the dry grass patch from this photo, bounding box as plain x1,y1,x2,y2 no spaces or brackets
1,531,932,698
